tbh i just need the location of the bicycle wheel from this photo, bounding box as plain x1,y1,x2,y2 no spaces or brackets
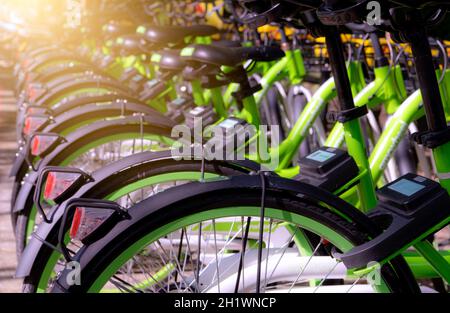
51,175,417,293
20,153,256,292
10,101,163,207
14,116,174,254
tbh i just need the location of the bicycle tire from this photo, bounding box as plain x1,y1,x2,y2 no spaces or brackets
50,175,418,293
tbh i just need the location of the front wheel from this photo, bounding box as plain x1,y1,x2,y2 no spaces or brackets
51,176,417,293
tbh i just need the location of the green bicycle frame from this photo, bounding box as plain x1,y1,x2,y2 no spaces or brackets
222,46,306,108
272,61,367,171
339,69,450,207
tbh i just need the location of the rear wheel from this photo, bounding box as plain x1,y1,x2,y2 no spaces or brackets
21,157,253,292
51,176,416,293
15,119,174,256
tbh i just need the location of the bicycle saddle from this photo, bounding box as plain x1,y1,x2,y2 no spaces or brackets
180,44,285,68
142,25,219,46
317,0,450,25
344,23,378,34
113,34,148,56
102,22,136,40
240,0,318,27
153,50,187,71
388,1,450,9
212,40,242,48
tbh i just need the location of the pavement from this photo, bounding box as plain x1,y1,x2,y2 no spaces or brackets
0,70,22,292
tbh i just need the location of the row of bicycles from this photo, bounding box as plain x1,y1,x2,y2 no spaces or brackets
2,0,450,293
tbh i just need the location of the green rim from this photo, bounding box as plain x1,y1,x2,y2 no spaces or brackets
87,206,390,293
35,171,221,292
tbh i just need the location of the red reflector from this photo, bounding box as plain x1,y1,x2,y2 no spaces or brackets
26,107,47,115
31,135,58,156
43,172,81,201
195,4,204,14
70,207,114,241
70,207,83,239
28,84,45,102
27,107,38,114
23,116,47,136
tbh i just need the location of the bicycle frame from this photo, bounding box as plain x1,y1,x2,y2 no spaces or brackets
269,61,365,170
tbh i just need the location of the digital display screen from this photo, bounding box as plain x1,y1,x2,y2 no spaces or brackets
172,98,186,106
219,119,239,129
306,150,335,163
388,178,425,196
191,107,205,116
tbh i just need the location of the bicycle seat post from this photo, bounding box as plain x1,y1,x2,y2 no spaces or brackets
408,29,447,132
320,24,378,211
323,27,354,112
391,7,450,192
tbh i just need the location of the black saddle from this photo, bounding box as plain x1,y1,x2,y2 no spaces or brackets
113,34,148,56
153,50,187,71
180,44,285,68
102,22,136,40
142,25,218,45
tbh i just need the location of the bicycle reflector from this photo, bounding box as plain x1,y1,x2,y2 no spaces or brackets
35,167,93,212
57,200,127,260
44,172,83,202
25,106,50,115
70,207,116,242
23,114,49,136
27,83,46,102
30,133,63,157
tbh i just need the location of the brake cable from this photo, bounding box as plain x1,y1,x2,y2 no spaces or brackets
369,46,406,102
355,33,370,62
234,216,252,293
436,39,448,84
200,143,206,182
256,171,267,293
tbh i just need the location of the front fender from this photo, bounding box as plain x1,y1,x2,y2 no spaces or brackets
12,172,38,214
15,151,261,278
16,206,65,278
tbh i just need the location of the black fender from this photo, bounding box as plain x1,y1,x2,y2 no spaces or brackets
15,93,143,130
11,100,164,184
18,52,87,90
17,75,130,127
49,94,144,117
10,151,27,178
42,102,162,134
51,174,419,292
12,114,175,216
32,63,113,86
16,151,260,278
47,174,380,290
25,52,89,74
20,45,66,61
12,171,38,216
34,77,132,107
19,61,95,92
